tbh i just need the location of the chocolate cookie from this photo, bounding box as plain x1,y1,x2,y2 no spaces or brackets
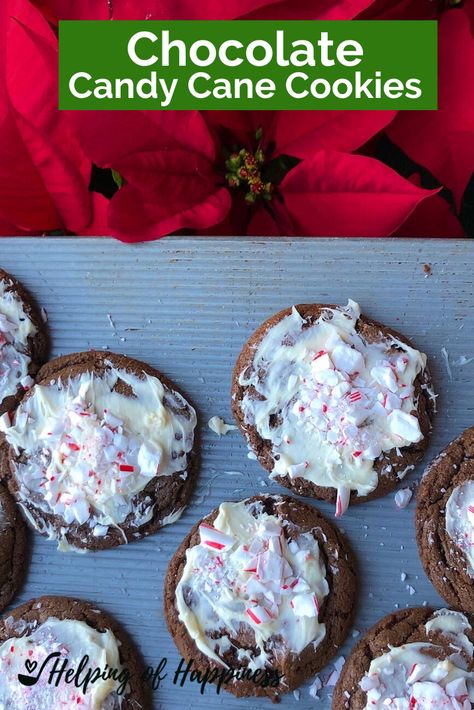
0,269,48,417
0,595,149,709
0,350,198,551
333,607,474,709
416,426,474,613
164,494,357,699
0,484,27,612
232,301,434,516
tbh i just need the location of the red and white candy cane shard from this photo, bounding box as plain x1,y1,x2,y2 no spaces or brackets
268,535,282,555
406,663,430,685
467,505,474,525
246,605,273,625
335,485,350,518
311,352,333,372
290,576,310,594
290,592,319,618
119,463,135,473
199,522,235,551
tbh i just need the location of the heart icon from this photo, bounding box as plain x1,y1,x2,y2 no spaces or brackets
25,659,38,674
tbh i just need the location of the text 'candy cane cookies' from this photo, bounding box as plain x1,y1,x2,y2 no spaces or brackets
232,301,435,516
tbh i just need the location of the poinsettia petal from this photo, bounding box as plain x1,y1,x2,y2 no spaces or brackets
247,205,282,235
390,172,464,237
0,219,42,236
32,0,274,20
107,150,231,241
82,193,113,236
273,110,395,158
244,0,377,20
32,0,111,20
12,114,93,232
387,8,474,208
109,185,231,242
73,110,215,166
279,150,437,236
358,0,439,20
0,109,61,232
394,193,464,237
3,0,91,232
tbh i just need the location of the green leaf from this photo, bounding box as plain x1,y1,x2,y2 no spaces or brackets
111,169,124,189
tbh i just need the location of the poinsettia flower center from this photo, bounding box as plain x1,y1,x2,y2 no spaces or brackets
225,148,273,204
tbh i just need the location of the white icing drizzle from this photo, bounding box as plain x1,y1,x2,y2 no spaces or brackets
446,481,474,579
0,617,124,709
208,416,237,436
2,366,196,545
161,507,185,527
360,609,474,709
238,301,428,513
175,498,329,672
0,278,36,403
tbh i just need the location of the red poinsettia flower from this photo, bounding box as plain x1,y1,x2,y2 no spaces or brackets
71,108,437,240
0,0,92,235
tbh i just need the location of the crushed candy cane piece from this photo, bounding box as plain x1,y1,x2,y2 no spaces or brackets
290,592,320,618
246,605,272,625
199,523,235,551
335,485,350,518
394,487,413,509
387,410,422,443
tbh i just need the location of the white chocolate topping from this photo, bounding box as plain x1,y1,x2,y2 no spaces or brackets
0,617,124,709
176,498,329,672
446,481,474,579
0,278,36,403
360,610,474,709
208,416,237,436
2,365,196,544
238,301,428,512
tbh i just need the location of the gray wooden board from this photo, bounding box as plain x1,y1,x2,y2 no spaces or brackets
0,237,473,709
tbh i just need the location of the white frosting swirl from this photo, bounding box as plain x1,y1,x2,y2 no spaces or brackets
446,481,474,579
238,301,429,513
1,364,196,546
0,278,36,403
176,498,329,672
360,610,474,710
0,617,124,709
